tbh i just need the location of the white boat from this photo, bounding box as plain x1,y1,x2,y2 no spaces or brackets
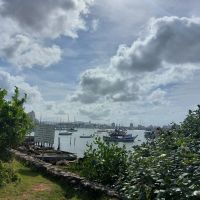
67,128,78,132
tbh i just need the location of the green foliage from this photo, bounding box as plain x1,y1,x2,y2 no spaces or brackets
81,137,128,185
118,106,200,200
0,161,19,187
0,87,32,153
119,134,200,199
0,87,32,186
181,105,200,138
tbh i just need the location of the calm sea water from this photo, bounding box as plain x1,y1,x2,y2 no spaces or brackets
53,128,146,157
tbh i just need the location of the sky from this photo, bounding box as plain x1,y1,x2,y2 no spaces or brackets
0,0,200,126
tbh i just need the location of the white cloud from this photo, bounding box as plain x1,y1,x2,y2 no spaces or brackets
72,67,139,103
0,0,94,68
111,17,200,73
0,69,42,103
74,16,200,105
1,34,61,68
0,0,94,39
0,69,61,119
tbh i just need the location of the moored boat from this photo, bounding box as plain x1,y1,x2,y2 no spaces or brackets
103,134,138,143
67,128,78,132
80,134,94,138
110,128,127,135
97,129,107,133
59,131,72,136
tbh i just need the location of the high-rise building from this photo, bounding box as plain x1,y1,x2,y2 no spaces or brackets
130,123,133,129
27,110,39,124
111,122,115,128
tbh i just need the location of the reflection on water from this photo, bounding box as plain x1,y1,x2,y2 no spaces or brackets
53,128,146,157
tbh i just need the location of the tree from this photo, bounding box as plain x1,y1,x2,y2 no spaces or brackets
181,105,200,138
0,87,32,155
118,106,200,200
81,137,128,185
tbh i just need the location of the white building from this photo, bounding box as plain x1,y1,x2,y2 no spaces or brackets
34,124,55,146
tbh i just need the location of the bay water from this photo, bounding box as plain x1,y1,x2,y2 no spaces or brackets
53,128,146,157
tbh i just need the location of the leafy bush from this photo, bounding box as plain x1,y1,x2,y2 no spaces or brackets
181,105,200,138
0,87,32,152
0,161,19,187
81,137,128,185
118,106,200,200
0,87,31,186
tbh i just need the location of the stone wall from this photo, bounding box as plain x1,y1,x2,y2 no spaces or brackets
11,149,120,199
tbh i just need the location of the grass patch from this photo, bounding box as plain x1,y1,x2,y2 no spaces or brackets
0,160,115,200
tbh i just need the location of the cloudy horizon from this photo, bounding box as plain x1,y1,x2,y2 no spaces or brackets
0,0,200,126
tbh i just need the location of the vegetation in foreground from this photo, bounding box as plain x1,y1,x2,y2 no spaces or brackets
0,88,114,199
67,106,200,200
81,137,128,185
0,160,67,200
0,87,32,187
0,160,113,200
117,106,200,199
1,87,200,199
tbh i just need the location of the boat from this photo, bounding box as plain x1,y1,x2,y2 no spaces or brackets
59,132,72,136
109,128,127,136
97,129,107,133
103,128,137,142
80,134,94,138
67,128,78,132
103,134,138,143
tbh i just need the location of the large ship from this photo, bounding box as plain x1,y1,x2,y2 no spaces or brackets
103,128,138,143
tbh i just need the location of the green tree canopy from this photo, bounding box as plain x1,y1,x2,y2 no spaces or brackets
118,106,200,200
181,105,200,138
0,87,32,152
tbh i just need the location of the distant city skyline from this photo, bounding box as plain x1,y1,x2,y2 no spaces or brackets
0,0,200,126
29,110,172,129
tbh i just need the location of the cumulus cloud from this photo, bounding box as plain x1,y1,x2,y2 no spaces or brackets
0,0,94,39
1,34,61,68
0,0,94,68
74,16,200,104
0,69,43,103
138,64,198,93
111,17,200,73
72,67,139,103
0,69,67,119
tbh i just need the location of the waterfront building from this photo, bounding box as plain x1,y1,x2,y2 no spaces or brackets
34,123,55,147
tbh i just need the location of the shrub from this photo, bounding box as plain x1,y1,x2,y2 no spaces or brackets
0,87,32,153
181,105,200,138
0,87,31,186
0,161,19,187
81,137,128,185
118,106,200,200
